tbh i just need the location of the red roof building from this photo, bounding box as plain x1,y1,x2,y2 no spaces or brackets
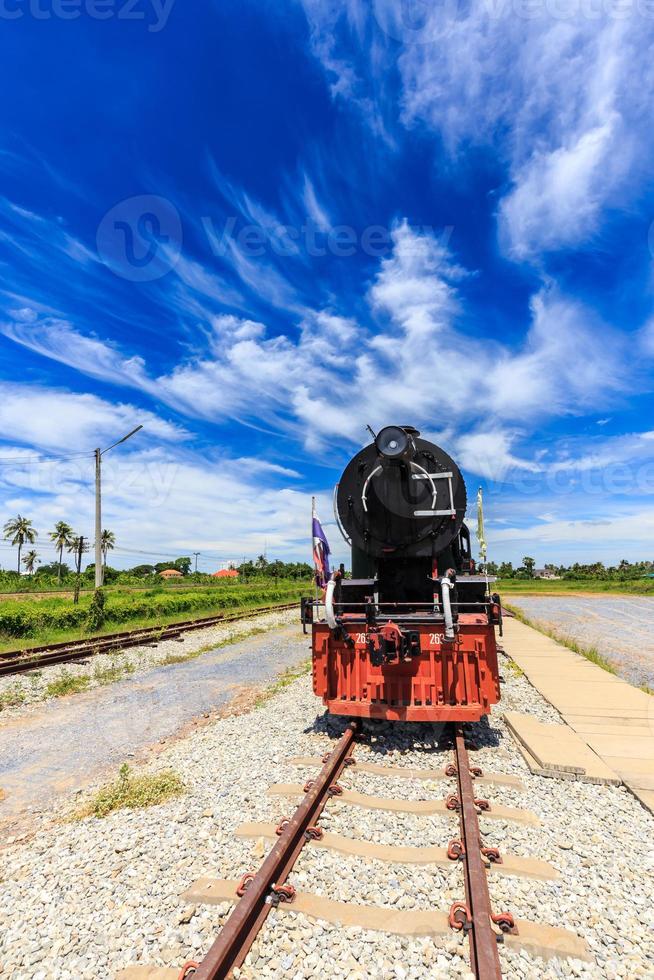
211,569,239,578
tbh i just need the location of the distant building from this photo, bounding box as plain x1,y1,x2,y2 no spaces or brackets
534,568,560,580
159,569,183,579
212,569,239,578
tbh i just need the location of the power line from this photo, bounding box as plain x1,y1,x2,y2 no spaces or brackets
0,541,244,561
108,545,235,560
0,451,94,465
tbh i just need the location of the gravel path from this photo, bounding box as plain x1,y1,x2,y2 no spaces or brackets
0,611,304,835
506,596,654,690
0,608,296,710
1,633,652,979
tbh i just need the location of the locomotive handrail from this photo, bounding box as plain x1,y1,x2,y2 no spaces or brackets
308,600,495,609
360,464,382,513
324,579,338,629
440,574,455,640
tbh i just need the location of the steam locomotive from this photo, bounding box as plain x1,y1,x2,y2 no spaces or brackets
303,426,502,723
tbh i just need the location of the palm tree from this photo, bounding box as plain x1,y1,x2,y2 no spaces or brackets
22,550,39,576
3,515,37,574
67,535,89,566
101,529,116,568
67,534,89,604
49,521,74,583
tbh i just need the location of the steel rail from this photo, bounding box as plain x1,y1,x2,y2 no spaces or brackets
190,721,360,980
454,725,503,980
0,602,298,677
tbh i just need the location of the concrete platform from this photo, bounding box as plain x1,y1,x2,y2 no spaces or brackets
500,618,654,815
503,710,621,783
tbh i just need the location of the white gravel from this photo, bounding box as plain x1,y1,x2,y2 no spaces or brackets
0,637,652,979
0,608,296,716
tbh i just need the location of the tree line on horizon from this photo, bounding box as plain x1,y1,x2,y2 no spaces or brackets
0,517,313,585
488,557,654,580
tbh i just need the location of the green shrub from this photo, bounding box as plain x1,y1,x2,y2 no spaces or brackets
86,588,107,631
75,763,185,818
0,683,27,709
93,659,136,685
45,672,91,698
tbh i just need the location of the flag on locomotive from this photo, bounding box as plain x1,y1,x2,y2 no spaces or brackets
302,425,503,724
311,498,331,589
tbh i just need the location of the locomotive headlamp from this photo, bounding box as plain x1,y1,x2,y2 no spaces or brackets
376,425,413,460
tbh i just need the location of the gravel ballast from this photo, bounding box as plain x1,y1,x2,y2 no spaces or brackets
0,630,653,979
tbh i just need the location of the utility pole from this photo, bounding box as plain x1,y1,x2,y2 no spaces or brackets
94,424,143,589
194,551,200,573
74,535,84,605
95,449,102,590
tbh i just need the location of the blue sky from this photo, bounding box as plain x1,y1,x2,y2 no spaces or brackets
1,0,654,572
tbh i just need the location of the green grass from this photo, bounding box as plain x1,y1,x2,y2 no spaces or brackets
159,626,268,667
505,603,618,675
502,657,524,679
74,763,185,819
92,658,136,686
44,672,91,698
0,571,313,601
255,657,312,708
0,584,305,652
498,578,654,595
0,682,27,709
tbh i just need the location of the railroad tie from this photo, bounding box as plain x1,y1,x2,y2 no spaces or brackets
234,822,558,880
289,755,526,790
175,878,591,963
266,783,541,825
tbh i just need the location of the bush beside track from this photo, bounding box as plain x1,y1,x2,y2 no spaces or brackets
0,582,308,640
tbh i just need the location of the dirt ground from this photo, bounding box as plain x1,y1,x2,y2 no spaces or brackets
506,594,654,689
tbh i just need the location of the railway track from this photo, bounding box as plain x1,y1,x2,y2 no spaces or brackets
0,603,298,678
119,723,590,980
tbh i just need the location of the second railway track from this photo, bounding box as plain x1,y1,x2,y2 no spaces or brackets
118,721,591,980
0,602,298,678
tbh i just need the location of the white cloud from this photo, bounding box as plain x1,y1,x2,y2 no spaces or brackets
484,288,627,416
297,3,654,258
0,443,339,572
489,508,654,553
546,429,654,474
0,383,185,452
499,115,622,258
403,14,653,257
641,317,654,356
455,430,540,482
1,317,152,392
1,224,634,471
302,175,332,232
